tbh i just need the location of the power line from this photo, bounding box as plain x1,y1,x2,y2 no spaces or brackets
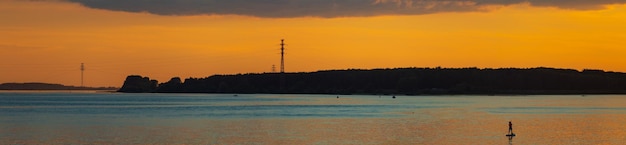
272,64,276,73
80,63,85,87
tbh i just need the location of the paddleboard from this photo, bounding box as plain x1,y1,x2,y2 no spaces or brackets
505,133,516,136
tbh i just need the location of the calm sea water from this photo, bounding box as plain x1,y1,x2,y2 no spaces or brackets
1,92,625,144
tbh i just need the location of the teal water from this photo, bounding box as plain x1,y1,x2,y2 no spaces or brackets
1,92,626,144
0,93,444,120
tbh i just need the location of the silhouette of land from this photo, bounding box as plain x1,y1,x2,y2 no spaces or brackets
0,82,118,90
119,67,626,95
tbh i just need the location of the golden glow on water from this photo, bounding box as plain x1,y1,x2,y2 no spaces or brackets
6,115,625,144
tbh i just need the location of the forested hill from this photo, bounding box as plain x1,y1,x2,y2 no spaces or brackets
119,67,626,95
0,83,117,90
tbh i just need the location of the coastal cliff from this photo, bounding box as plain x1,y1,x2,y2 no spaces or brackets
118,75,158,93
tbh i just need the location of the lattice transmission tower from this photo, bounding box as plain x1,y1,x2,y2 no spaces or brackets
80,63,85,87
280,39,285,73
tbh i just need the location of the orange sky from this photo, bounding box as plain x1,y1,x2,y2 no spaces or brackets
1,0,626,87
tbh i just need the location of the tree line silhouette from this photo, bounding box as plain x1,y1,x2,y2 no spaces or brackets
118,67,626,95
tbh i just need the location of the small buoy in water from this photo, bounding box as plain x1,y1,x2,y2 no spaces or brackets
336,96,339,98
392,96,396,99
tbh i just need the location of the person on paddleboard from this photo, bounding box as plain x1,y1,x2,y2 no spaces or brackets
508,121,513,134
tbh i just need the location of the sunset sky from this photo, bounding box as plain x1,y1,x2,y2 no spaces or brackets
2,0,626,87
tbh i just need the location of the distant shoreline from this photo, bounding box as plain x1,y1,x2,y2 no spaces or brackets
129,92,626,96
117,67,626,95
0,90,118,93
0,82,118,91
2,90,624,96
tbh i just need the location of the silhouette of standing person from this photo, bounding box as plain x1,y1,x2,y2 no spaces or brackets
508,121,513,134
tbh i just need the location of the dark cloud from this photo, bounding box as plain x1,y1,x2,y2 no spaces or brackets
65,0,626,18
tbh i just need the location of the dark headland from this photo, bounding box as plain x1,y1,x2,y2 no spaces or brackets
0,82,118,91
118,67,626,95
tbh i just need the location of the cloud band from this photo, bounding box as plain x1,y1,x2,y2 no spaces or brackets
66,0,626,18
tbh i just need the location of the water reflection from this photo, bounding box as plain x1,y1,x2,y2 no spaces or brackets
1,93,626,144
